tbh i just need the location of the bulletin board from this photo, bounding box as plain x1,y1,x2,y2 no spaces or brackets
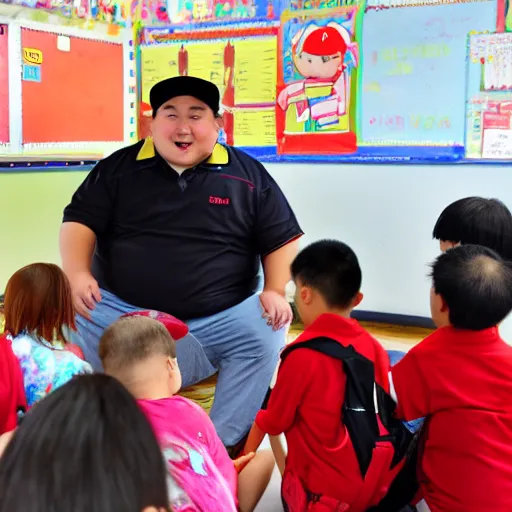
21,27,125,144
360,0,497,161
465,32,512,160
0,24,8,145
138,0,509,163
139,25,278,157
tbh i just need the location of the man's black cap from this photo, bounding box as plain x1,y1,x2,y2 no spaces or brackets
149,76,220,117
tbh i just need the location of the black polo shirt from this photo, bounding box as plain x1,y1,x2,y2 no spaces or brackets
63,139,303,320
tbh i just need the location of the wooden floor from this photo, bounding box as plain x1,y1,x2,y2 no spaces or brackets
182,321,433,411
288,321,433,352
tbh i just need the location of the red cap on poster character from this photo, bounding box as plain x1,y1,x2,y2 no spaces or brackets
122,310,189,341
302,26,348,56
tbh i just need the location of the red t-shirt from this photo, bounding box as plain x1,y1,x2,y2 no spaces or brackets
391,326,512,512
255,313,390,503
0,334,26,435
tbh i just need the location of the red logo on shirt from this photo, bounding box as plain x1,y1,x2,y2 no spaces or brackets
209,196,230,205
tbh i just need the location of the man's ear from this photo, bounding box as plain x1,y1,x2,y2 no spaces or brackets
216,114,225,131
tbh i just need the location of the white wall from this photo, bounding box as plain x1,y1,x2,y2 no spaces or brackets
267,162,512,338
3,162,511,338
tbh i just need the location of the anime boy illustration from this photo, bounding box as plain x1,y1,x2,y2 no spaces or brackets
278,21,358,134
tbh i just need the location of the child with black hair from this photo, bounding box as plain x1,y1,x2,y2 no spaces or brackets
433,196,512,259
244,240,396,511
433,196,512,341
390,245,512,512
0,374,170,512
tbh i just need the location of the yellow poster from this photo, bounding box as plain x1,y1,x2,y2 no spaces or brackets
140,42,225,105
233,109,276,147
139,36,277,147
141,45,180,104
234,37,277,105
186,41,225,93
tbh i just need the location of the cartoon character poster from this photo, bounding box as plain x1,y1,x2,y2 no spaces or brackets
175,0,268,22
277,7,360,154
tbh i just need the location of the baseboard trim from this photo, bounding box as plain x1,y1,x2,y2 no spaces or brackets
289,302,435,329
350,310,435,329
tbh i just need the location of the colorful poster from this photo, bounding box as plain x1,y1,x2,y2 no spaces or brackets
277,6,360,155
130,0,170,24
361,1,496,148
140,28,278,148
465,32,512,160
0,0,128,26
174,0,277,23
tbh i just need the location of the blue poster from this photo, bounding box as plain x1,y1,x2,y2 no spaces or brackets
361,1,497,146
22,64,41,83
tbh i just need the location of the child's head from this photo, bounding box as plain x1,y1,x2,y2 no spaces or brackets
4,263,75,343
99,315,181,399
291,239,362,327
0,374,170,512
433,197,512,259
429,244,512,330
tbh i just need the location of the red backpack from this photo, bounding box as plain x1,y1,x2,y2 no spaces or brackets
279,337,416,512
0,333,27,434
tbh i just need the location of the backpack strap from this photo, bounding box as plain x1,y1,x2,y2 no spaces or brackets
282,337,413,476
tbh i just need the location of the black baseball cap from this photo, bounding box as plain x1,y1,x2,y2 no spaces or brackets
149,76,220,117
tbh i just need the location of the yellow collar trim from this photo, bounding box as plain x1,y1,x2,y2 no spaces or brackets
136,137,229,165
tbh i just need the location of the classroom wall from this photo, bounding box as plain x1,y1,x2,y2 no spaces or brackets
0,169,87,290
1,162,512,337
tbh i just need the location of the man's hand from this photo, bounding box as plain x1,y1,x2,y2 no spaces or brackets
260,290,293,331
67,271,102,320
233,451,255,473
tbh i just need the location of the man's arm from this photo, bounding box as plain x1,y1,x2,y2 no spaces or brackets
254,167,303,329
59,222,97,275
60,159,113,318
262,239,300,296
261,239,300,330
60,222,102,318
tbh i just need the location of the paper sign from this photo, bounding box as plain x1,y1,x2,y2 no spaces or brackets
23,48,43,65
483,112,511,129
57,35,70,52
22,64,41,83
482,129,512,159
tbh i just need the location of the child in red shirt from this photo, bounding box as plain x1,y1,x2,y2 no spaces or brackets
244,240,393,511
390,244,512,512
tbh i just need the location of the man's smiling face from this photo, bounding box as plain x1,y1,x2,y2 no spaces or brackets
151,95,222,168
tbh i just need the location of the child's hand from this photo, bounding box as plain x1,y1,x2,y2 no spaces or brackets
233,452,255,473
0,429,15,458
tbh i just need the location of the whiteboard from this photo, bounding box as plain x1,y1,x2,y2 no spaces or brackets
360,1,497,146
